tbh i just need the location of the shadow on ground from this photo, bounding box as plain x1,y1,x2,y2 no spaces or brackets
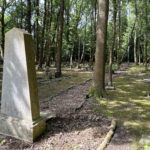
97,72,150,149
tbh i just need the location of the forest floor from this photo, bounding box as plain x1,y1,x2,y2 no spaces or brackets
0,64,150,149
103,65,150,150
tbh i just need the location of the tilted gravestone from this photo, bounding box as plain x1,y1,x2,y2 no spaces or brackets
0,28,46,142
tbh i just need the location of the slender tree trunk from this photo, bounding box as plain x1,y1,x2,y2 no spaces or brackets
80,41,85,63
77,38,81,68
80,18,87,64
134,0,138,65
134,31,137,65
45,0,52,67
35,0,40,64
138,40,141,65
55,0,65,77
144,0,148,70
108,0,117,86
20,0,23,28
26,0,32,33
93,0,109,97
144,34,147,69
1,0,6,56
139,51,141,65
70,45,74,69
39,0,47,68
117,0,121,67
66,0,70,43
127,36,130,64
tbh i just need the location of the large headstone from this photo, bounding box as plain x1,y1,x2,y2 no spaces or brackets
0,28,46,142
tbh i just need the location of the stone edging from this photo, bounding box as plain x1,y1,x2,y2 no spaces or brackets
97,119,117,150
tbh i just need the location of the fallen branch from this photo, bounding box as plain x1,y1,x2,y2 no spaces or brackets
97,119,116,150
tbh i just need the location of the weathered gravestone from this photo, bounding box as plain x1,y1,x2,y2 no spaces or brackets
0,28,46,142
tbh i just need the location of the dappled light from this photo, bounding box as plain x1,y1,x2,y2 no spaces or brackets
96,67,150,148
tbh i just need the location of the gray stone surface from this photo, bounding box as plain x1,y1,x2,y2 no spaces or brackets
0,114,45,142
0,28,46,142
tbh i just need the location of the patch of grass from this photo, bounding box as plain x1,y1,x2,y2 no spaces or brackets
95,67,150,147
128,65,150,74
38,70,92,99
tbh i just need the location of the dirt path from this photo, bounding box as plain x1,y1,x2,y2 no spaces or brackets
40,80,91,117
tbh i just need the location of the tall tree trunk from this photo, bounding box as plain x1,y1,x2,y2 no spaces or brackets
134,0,138,65
46,0,53,69
26,0,32,33
55,0,65,77
39,0,47,68
144,34,147,69
70,45,74,69
138,39,141,65
80,17,87,64
137,38,141,65
127,36,130,64
80,41,85,63
35,0,40,64
108,0,117,86
20,0,23,28
45,0,52,67
134,30,137,65
93,0,109,97
117,0,121,67
144,0,148,70
1,0,6,57
77,38,81,68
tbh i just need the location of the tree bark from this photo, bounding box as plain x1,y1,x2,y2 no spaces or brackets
35,0,40,64
134,30,137,65
93,0,109,97
1,0,6,56
144,0,148,70
108,0,117,86
39,0,47,68
134,0,138,65
70,45,74,69
55,0,65,77
117,0,121,67
26,0,32,33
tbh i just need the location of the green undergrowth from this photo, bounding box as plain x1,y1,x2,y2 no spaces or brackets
105,63,118,73
38,70,92,99
95,65,150,149
128,65,150,74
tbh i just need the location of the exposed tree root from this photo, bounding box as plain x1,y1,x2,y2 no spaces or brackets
97,119,116,150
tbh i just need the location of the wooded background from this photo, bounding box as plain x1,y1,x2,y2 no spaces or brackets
0,0,149,76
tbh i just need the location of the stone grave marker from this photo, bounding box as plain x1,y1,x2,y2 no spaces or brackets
0,28,46,142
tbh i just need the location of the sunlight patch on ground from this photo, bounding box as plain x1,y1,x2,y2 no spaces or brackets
124,121,142,129
95,66,150,147
127,65,150,73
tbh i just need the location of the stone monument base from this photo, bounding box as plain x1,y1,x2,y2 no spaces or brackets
0,114,46,142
